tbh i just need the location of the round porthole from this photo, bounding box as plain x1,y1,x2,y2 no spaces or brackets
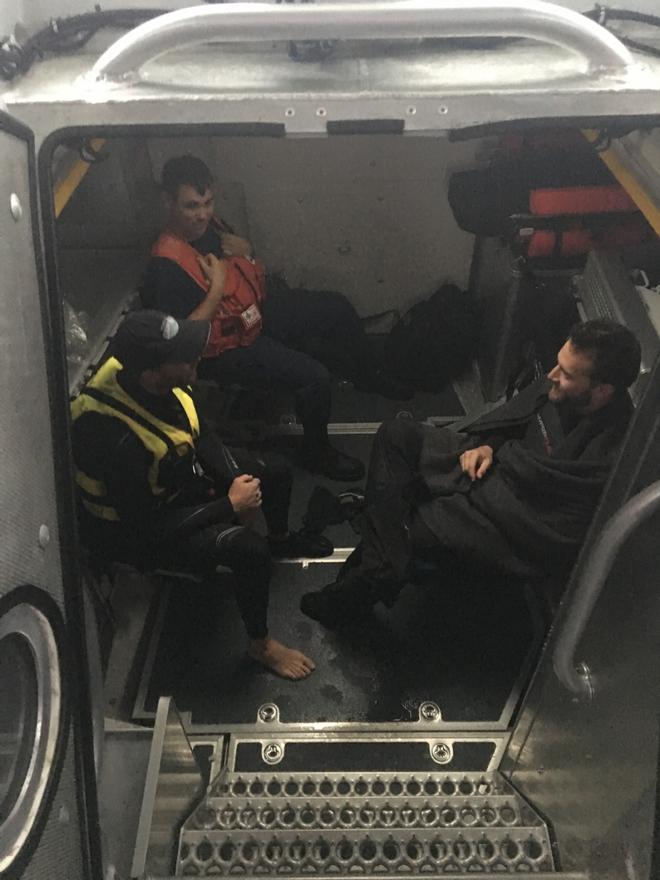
0,601,62,874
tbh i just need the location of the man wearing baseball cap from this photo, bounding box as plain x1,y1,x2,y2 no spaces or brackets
71,310,331,679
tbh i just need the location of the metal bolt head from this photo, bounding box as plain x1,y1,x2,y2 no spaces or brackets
10,193,22,221
258,703,278,723
262,742,283,765
38,524,50,549
431,742,452,764
419,701,440,721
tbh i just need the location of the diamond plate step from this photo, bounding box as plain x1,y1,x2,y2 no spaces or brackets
177,771,558,875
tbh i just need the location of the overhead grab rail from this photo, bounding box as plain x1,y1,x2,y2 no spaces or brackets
91,0,633,82
553,479,660,699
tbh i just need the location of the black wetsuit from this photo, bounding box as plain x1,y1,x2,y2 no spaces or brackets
73,370,293,639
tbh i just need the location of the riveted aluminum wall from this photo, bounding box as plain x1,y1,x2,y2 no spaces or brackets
147,134,478,315
0,118,95,879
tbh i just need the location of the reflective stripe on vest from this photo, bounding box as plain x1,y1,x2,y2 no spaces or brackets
70,357,200,522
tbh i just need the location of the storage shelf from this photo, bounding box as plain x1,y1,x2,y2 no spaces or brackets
60,248,146,394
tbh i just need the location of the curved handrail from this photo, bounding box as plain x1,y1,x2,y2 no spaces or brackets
91,0,633,82
553,479,660,698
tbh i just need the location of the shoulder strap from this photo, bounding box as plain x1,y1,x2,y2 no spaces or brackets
232,260,264,304
151,232,208,291
212,216,235,235
81,387,176,452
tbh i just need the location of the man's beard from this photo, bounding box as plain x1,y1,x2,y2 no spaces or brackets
566,387,595,412
549,383,594,411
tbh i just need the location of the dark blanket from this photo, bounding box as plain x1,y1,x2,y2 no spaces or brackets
415,378,633,578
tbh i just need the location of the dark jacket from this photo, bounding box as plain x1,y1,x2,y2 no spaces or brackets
415,378,633,578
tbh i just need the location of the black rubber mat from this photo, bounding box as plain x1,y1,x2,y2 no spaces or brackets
232,740,496,773
141,559,539,726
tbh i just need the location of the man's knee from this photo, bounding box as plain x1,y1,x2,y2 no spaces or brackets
216,527,271,575
254,452,293,494
254,451,290,481
376,418,420,449
303,356,331,388
278,343,330,391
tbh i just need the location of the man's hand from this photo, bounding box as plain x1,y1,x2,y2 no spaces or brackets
459,445,494,481
228,474,262,512
220,233,253,259
197,253,227,301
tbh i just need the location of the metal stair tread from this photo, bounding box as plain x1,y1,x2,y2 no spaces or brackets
188,798,538,832
207,771,517,801
177,771,557,875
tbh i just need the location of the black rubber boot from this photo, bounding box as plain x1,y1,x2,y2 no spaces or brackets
268,529,334,559
300,573,376,629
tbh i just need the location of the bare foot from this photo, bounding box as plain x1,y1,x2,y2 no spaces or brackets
248,637,316,680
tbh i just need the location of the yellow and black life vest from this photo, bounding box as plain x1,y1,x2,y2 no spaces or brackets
70,357,200,522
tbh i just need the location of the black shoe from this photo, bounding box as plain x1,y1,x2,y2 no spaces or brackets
300,588,367,628
301,444,365,482
337,491,365,520
269,529,334,559
302,486,346,532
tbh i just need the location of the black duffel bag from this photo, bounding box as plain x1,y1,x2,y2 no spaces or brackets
383,284,477,392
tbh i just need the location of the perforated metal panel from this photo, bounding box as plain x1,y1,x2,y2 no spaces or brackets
0,115,94,880
178,769,555,875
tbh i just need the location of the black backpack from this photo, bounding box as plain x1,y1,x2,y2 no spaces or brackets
383,284,476,392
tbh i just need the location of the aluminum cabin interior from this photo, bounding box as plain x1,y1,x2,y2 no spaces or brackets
2,2,660,879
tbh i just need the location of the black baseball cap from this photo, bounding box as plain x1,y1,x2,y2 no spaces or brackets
113,310,210,373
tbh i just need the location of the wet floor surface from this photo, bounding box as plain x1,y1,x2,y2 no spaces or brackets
141,378,538,727
143,559,538,725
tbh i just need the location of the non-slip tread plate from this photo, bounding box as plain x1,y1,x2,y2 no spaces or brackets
177,771,556,875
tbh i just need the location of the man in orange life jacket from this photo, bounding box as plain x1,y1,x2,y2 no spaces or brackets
141,155,364,482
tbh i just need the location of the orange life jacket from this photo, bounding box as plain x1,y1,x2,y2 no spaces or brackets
151,220,265,357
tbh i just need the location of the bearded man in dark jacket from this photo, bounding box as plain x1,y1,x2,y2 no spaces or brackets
300,319,641,628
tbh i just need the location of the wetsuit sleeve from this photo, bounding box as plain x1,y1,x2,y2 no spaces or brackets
193,418,239,509
105,429,236,538
140,257,205,318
